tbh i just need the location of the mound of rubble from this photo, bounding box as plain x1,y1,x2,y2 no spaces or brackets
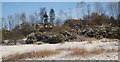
79,25,120,39
26,31,78,44
25,20,120,44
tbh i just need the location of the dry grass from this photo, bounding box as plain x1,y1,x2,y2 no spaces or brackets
71,48,118,57
2,44,118,60
70,48,88,57
57,47,118,57
3,50,60,60
78,36,97,42
57,48,89,57
57,48,73,51
78,36,120,42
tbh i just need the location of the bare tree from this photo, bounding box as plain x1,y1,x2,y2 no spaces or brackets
87,4,91,21
95,2,105,15
20,13,27,24
14,14,21,26
55,17,62,27
29,14,36,26
118,2,120,14
40,7,46,23
8,15,14,31
1,18,5,29
76,2,86,19
58,10,64,21
1,18,8,30
63,11,69,20
34,12,39,23
68,8,72,19
87,4,91,16
107,2,118,18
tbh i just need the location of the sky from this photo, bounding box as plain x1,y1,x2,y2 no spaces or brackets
1,0,120,2
2,2,76,18
2,2,79,29
2,2,111,19
1,2,119,29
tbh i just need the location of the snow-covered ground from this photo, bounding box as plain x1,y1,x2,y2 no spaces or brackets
1,38,120,61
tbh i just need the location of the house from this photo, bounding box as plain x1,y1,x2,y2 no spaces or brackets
34,23,54,32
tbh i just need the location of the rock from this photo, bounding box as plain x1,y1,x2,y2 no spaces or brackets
21,40,26,44
35,41,44,45
2,40,16,45
46,36,63,44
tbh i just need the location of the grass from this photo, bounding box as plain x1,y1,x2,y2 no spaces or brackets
3,50,60,60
